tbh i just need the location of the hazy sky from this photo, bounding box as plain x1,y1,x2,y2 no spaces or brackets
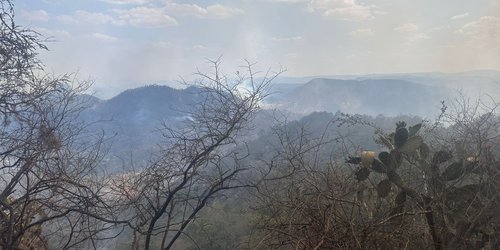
16,0,500,98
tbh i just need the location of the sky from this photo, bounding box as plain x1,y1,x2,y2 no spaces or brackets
15,0,500,98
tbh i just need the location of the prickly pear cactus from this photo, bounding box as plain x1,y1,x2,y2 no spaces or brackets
347,122,424,202
346,120,500,248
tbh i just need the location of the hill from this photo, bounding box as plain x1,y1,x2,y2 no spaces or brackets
268,78,449,117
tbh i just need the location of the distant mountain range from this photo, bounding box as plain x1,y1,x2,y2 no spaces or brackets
266,70,500,117
80,70,500,165
270,70,500,87
267,78,449,117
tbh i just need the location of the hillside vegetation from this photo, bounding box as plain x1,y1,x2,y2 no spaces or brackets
2,1,500,249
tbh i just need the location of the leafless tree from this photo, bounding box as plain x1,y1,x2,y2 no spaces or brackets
250,117,425,249
1,1,130,249
110,58,282,249
252,95,500,250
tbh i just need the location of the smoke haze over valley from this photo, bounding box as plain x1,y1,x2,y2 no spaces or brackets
3,0,500,249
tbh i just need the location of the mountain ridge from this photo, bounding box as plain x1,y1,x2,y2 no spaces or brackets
268,78,449,117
